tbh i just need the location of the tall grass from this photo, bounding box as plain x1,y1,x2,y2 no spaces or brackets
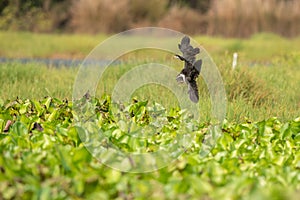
0,54,299,122
1,0,300,37
0,31,105,58
69,0,300,37
208,0,300,37
70,0,131,33
70,0,168,33
0,32,299,121
1,31,299,61
158,5,207,35
0,63,76,99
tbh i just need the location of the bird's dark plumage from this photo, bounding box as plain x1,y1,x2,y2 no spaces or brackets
175,36,202,103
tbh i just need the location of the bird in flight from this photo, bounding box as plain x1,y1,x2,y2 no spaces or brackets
175,36,202,103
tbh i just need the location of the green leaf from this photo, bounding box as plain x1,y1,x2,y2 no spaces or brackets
55,145,72,172
32,100,44,116
47,109,58,122
72,147,91,163
11,121,28,136
0,118,4,131
43,96,52,110
280,122,291,139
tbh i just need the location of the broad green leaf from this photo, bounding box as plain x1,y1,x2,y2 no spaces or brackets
11,121,28,136
43,96,52,110
0,96,299,199
32,100,44,116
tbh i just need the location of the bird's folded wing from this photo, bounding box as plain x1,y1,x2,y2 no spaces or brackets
187,80,199,103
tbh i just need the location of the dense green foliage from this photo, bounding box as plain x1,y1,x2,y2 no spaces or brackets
0,96,299,199
0,31,299,199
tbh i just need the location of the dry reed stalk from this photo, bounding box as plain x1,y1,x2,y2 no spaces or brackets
208,0,300,37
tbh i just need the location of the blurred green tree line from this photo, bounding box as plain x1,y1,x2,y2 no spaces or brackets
0,0,299,37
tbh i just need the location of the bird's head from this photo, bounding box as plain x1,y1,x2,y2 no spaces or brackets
174,54,185,61
174,55,180,59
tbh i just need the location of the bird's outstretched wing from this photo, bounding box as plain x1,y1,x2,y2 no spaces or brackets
178,36,200,67
194,59,202,73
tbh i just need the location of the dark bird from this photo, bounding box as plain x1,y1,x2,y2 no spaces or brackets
175,36,202,103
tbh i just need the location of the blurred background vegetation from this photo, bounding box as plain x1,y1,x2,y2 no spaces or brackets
0,0,299,37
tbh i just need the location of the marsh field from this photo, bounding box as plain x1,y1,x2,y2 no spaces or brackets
0,31,299,199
